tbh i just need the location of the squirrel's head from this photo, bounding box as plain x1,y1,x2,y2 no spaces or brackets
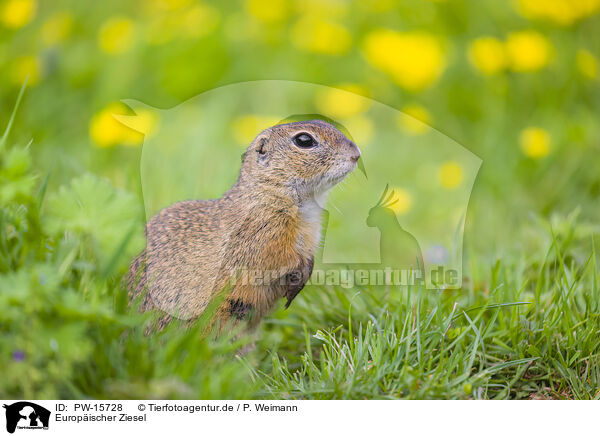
241,120,361,201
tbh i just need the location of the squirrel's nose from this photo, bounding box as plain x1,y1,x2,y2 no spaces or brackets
349,143,361,162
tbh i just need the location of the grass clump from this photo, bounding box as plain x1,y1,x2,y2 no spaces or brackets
253,227,599,399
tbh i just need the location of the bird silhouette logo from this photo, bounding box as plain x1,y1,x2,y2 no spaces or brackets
366,184,425,279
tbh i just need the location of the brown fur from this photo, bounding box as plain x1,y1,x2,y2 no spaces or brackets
128,120,360,333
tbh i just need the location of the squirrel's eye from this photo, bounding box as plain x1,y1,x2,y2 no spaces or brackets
293,133,316,148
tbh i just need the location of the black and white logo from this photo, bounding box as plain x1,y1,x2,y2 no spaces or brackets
3,402,50,434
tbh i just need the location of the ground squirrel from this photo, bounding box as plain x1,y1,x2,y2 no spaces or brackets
128,119,361,332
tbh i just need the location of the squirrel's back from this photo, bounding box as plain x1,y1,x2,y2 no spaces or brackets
129,199,223,319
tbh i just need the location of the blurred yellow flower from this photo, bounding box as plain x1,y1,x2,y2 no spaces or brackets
439,161,463,189
90,103,147,147
358,0,395,12
398,104,432,135
363,29,445,91
515,0,600,26
98,17,135,55
41,11,73,46
295,0,348,18
505,31,552,72
291,17,352,55
117,109,160,137
233,115,281,145
245,0,288,23
145,16,177,45
315,85,370,119
577,49,599,79
223,12,258,42
387,187,413,215
345,115,374,146
468,37,507,75
1,0,36,28
180,4,220,38
11,55,41,86
519,127,550,158
147,0,193,12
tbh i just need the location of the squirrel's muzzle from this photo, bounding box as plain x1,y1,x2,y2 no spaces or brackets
348,141,361,163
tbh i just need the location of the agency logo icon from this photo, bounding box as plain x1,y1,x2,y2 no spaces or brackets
2,402,50,434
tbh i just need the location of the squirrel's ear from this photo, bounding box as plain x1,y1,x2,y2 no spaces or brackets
254,136,269,164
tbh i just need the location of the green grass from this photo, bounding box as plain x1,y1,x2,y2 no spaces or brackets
253,235,600,399
67,225,600,399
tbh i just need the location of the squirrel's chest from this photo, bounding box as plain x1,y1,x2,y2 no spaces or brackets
295,198,323,257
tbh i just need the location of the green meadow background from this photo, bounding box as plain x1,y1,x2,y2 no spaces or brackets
1,0,599,399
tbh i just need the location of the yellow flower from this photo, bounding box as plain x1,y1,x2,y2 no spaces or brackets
505,31,552,72
295,0,349,18
515,0,600,26
315,84,370,119
223,11,262,43
345,115,374,146
387,187,413,215
398,104,431,135
363,29,445,91
519,127,550,158
291,17,351,55
1,0,36,28
145,16,178,45
177,4,220,39
11,55,41,86
468,37,507,75
98,17,135,55
232,115,281,145
577,49,599,79
118,109,160,137
245,0,288,23
146,0,193,12
439,162,463,189
40,11,73,46
90,103,146,147
358,0,394,12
